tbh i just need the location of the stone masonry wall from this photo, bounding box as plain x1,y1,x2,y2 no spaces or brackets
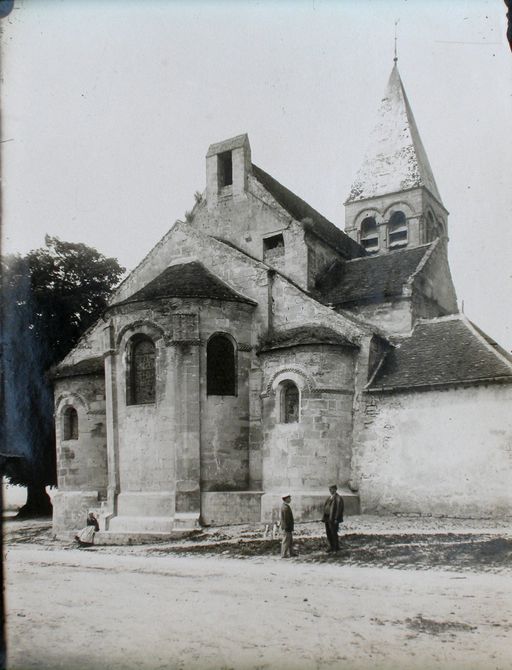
54,375,107,493
345,189,424,251
114,309,175,502
108,298,256,519
260,346,356,493
201,492,262,525
306,233,345,290
411,241,458,322
353,384,512,517
195,180,310,289
341,298,413,336
199,301,254,491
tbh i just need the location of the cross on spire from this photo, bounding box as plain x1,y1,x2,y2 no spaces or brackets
394,19,399,63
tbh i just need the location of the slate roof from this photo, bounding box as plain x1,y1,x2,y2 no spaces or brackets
259,325,357,353
317,244,431,306
111,261,256,307
368,317,512,391
347,64,443,205
252,164,365,260
51,356,104,379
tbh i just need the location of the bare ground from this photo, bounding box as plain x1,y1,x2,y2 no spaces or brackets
4,517,512,669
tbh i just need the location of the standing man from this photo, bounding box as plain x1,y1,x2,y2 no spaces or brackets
322,484,344,552
280,494,295,558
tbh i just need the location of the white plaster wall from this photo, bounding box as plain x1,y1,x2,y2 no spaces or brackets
354,384,512,517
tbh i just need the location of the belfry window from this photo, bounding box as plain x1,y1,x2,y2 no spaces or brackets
63,407,78,440
218,151,233,188
388,211,408,249
129,337,156,405
207,334,236,396
360,217,379,252
280,381,300,424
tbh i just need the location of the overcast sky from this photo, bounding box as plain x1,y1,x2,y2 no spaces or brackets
2,0,511,348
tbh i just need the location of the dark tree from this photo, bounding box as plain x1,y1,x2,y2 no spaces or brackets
1,236,125,516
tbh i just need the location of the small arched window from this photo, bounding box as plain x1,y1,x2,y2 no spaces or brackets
360,216,379,252
63,407,78,440
388,210,408,249
280,381,300,423
129,337,156,405
207,334,236,396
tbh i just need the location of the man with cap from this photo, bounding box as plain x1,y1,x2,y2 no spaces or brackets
280,494,295,558
322,484,344,552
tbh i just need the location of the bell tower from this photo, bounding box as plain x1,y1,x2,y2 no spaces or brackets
344,63,448,255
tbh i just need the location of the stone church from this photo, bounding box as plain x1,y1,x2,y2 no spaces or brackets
52,64,512,538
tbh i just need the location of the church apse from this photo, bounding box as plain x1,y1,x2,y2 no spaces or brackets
258,336,360,522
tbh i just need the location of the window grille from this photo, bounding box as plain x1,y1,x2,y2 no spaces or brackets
131,338,156,404
360,216,379,252
388,211,408,248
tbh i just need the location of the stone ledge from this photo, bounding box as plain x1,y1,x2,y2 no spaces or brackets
54,529,199,545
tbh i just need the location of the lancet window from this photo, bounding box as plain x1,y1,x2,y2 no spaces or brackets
63,406,79,440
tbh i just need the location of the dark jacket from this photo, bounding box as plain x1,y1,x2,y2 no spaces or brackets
280,502,294,532
322,493,344,524
87,515,99,532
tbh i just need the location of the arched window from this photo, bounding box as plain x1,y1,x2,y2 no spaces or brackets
129,336,156,405
280,381,300,423
63,407,78,440
207,334,236,396
388,210,408,249
360,216,379,252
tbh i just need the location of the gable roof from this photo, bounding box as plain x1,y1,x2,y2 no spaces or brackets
346,64,442,205
110,261,256,308
368,316,512,392
258,325,357,353
316,244,432,306
252,164,365,260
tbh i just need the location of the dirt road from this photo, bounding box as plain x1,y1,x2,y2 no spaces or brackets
5,545,512,670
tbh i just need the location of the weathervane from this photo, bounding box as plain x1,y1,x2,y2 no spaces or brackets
394,19,399,63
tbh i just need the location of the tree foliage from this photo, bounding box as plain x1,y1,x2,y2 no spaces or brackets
1,236,125,505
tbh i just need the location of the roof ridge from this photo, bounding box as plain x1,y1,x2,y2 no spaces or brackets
110,258,257,308
252,163,364,259
415,314,462,325
407,238,439,284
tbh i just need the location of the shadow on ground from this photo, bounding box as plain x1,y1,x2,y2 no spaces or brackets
148,533,512,572
4,518,512,573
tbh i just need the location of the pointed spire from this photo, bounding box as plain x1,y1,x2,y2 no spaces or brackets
346,64,442,205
